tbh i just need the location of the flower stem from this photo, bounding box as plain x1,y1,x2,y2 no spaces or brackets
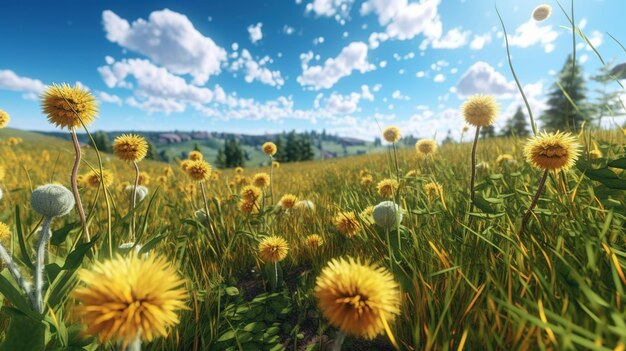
131,161,140,242
519,169,549,234
33,216,52,314
0,243,31,297
200,182,221,250
332,331,346,351
469,127,480,214
70,129,90,242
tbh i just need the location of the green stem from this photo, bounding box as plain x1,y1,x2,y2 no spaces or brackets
469,127,480,214
519,169,549,234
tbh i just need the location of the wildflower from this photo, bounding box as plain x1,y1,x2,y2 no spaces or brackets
188,150,203,161
185,160,212,182
30,184,75,218
272,161,280,169
138,172,151,185
359,206,375,224
180,160,192,172
333,212,361,237
589,149,603,159
372,201,403,229
382,126,401,143
262,142,277,157
376,179,399,198
156,175,168,185
240,185,262,202
0,109,9,128
415,139,437,155
532,4,552,21
258,236,289,263
252,172,270,188
86,170,114,188
112,134,148,162
462,95,498,127
305,234,324,249
360,175,373,187
72,255,187,348
235,167,244,175
496,154,514,165
294,200,315,212
423,182,442,200
523,131,581,171
239,199,259,214
125,185,149,203
280,194,297,209
164,166,174,177
314,257,401,339
41,83,98,129
405,169,419,177
0,222,10,243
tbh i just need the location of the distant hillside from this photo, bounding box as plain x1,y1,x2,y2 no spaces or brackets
36,130,406,167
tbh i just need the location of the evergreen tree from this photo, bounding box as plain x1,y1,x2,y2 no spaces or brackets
591,61,624,127
223,137,244,167
274,136,287,162
146,140,157,160
215,148,226,168
299,137,315,161
193,143,201,152
480,124,496,138
502,106,530,137
541,55,590,131
91,131,110,152
442,129,454,144
285,131,300,162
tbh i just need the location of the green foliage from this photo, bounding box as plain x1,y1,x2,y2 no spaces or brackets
501,106,530,137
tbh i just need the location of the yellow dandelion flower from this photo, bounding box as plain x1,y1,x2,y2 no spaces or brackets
314,257,401,339
72,255,187,347
239,199,259,214
240,185,262,202
86,170,114,188
360,175,373,187
333,212,361,237
0,222,11,243
272,161,280,169
41,83,98,129
382,126,401,143
532,4,552,21
188,150,203,161
0,166,5,181
185,160,212,182
589,149,603,159
252,172,270,188
405,169,419,177
156,175,168,185
523,131,581,171
305,234,324,249
462,95,498,127
235,175,251,186
180,160,192,172
163,166,174,177
0,109,10,129
138,172,151,185
235,167,244,175
280,194,297,209
423,182,442,200
258,236,289,263
113,134,148,162
415,139,437,155
359,169,371,177
376,178,399,198
262,142,277,157
360,206,374,224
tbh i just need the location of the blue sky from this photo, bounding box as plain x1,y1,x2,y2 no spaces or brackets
0,0,624,140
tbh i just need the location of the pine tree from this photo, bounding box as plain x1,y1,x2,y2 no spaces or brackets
274,136,287,162
502,106,530,137
91,131,110,152
480,124,496,138
146,140,157,160
591,61,624,127
285,131,300,162
541,55,590,131
215,148,226,168
224,137,244,167
299,137,315,161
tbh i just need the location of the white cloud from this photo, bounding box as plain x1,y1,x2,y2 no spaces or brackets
325,92,361,114
102,9,227,85
427,27,470,49
313,36,325,45
456,61,516,97
0,69,45,94
508,19,559,53
98,91,123,105
361,0,445,48
306,0,355,21
98,58,214,113
391,90,410,100
283,25,295,35
297,41,375,90
361,85,375,101
469,33,492,50
248,22,263,44
576,30,603,51
433,73,445,82
229,49,284,87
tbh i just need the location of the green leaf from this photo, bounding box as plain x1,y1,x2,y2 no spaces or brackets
0,311,47,351
472,194,497,214
225,286,239,296
62,235,98,270
581,167,626,190
14,206,34,270
0,270,38,319
138,233,167,254
608,157,626,169
50,221,81,246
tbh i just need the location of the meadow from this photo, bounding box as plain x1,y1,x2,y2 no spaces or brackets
0,111,626,351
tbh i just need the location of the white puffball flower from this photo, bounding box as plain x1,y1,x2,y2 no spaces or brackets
30,184,75,218
372,201,403,229
125,185,149,203
294,200,315,212
532,4,552,21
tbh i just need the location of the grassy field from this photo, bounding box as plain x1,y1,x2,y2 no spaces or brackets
0,125,626,351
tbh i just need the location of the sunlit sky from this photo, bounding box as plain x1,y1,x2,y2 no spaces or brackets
0,0,624,140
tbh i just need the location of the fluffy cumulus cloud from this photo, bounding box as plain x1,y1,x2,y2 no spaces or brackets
469,33,492,50
424,27,470,50
456,61,516,97
0,69,45,95
230,49,284,87
306,0,354,22
297,41,375,90
361,0,451,49
98,91,123,106
507,19,559,53
248,22,263,43
102,9,227,85
98,57,214,113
